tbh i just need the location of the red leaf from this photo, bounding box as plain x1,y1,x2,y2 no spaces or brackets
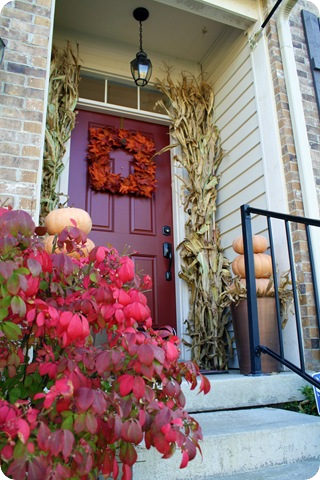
117,373,134,396
92,390,107,415
75,387,94,411
165,341,180,362
180,450,189,469
28,457,47,480
95,350,112,375
67,314,83,340
7,458,27,479
119,442,137,467
62,429,74,461
132,376,145,400
122,463,133,480
16,418,30,443
121,419,143,444
199,374,211,394
137,344,154,366
37,422,50,451
85,411,98,434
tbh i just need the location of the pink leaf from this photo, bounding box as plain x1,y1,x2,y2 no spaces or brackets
16,418,30,443
180,450,189,469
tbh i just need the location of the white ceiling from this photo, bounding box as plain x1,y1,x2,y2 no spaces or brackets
53,0,244,64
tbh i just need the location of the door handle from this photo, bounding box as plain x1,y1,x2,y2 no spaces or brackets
163,242,173,281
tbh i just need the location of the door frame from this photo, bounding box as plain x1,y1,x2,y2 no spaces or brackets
59,101,191,360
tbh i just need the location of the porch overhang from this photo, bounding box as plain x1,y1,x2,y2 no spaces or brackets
153,0,259,30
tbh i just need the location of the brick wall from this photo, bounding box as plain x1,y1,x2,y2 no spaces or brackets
290,0,320,369
264,0,320,369
0,0,53,218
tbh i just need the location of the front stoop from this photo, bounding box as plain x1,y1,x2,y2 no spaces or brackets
182,371,310,412
132,372,320,480
133,408,320,480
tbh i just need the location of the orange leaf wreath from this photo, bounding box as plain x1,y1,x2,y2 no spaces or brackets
87,126,157,198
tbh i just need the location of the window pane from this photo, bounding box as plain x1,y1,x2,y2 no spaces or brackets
107,82,137,108
79,76,105,102
140,88,168,113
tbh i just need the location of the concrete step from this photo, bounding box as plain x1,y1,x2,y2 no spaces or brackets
182,371,309,412
204,459,320,479
133,408,320,480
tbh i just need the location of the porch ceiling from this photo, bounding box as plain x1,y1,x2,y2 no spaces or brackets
54,0,254,64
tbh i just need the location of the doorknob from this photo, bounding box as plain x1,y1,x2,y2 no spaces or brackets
163,242,173,281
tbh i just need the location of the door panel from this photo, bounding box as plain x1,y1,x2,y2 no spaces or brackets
68,110,176,329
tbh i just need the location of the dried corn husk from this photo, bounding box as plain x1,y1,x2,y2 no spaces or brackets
40,42,81,222
156,69,233,370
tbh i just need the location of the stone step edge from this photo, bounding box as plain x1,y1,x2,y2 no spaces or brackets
182,371,310,412
132,408,320,480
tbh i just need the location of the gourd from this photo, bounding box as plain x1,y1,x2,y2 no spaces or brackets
232,253,272,279
45,207,92,235
232,235,268,254
238,278,273,295
44,235,95,259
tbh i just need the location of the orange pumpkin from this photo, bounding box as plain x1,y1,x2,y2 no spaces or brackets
232,253,272,278
239,278,273,295
43,235,95,259
45,208,92,235
232,235,268,254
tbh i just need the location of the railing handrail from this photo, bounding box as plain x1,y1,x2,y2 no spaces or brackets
240,204,320,390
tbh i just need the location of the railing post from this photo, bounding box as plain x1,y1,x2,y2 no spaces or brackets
241,204,262,375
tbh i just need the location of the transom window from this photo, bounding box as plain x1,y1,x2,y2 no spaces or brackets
78,73,167,114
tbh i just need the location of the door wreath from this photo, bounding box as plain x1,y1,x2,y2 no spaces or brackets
87,126,157,198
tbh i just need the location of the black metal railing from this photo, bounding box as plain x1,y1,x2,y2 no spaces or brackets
241,204,320,389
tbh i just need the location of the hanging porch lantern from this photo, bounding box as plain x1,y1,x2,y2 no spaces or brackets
130,7,152,87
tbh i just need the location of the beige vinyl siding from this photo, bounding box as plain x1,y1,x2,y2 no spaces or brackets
210,36,268,260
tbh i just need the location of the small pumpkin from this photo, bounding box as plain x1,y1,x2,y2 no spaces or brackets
239,278,274,295
45,207,92,235
232,253,272,278
43,235,95,259
232,235,268,254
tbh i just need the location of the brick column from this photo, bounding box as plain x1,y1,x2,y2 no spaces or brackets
0,0,54,219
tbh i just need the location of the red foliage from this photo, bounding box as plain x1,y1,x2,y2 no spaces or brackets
0,209,210,480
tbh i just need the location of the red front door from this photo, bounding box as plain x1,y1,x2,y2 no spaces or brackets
68,110,176,330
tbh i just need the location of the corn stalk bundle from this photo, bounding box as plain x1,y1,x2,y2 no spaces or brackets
156,70,233,370
40,42,81,222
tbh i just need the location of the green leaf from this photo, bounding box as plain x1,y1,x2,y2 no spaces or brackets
1,321,22,340
90,272,98,283
10,296,26,317
39,280,49,290
7,272,21,295
0,283,8,297
9,387,22,403
14,267,29,275
61,412,74,430
0,296,12,308
0,307,9,321
13,440,27,460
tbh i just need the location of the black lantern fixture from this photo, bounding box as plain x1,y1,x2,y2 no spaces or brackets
0,38,6,65
130,7,152,87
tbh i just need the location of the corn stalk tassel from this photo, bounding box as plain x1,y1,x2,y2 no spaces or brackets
40,42,81,222
156,69,233,370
